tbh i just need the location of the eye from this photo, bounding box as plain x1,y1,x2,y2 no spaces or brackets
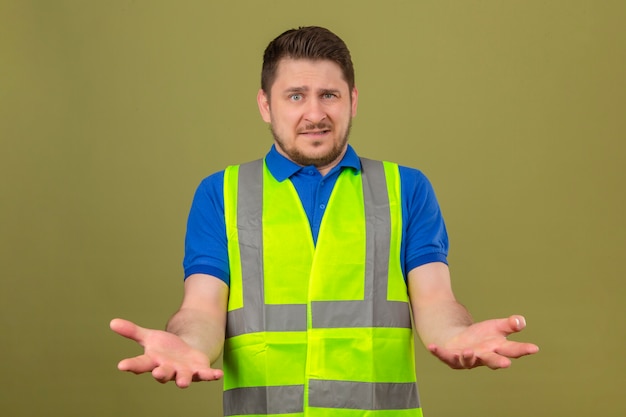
322,93,337,99
289,93,303,101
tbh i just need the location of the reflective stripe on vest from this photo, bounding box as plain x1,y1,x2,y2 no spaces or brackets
223,158,421,417
224,381,419,415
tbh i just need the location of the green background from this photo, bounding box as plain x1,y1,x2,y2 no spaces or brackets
1,1,624,416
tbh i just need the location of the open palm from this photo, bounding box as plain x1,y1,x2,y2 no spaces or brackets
110,318,223,388
428,315,539,370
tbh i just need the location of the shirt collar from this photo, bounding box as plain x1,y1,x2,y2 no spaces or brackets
265,144,361,182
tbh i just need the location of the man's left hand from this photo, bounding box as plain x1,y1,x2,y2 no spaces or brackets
427,315,539,370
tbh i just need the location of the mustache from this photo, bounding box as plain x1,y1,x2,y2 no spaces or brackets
298,122,332,133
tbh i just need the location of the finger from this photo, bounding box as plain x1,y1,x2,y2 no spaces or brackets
508,315,527,332
196,367,224,381
491,315,528,337
152,365,176,384
118,355,158,374
495,341,540,358
110,318,149,344
177,368,224,387
477,352,512,370
427,344,453,364
175,370,194,388
459,349,477,369
428,344,464,369
173,368,223,387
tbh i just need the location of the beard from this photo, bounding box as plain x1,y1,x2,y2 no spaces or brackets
270,120,352,168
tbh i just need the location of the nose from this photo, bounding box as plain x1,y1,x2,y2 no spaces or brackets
304,97,327,124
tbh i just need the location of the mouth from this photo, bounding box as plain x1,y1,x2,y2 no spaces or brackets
299,129,331,138
298,122,333,138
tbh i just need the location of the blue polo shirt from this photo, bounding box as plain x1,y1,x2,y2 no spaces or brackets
184,145,448,285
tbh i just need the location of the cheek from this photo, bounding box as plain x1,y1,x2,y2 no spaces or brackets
276,111,301,127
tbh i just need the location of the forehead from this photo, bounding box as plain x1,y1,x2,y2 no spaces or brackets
272,58,348,90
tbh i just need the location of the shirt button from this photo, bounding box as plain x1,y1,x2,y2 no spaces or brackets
319,204,326,209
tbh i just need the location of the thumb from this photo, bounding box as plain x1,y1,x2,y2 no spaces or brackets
500,315,527,334
110,318,148,343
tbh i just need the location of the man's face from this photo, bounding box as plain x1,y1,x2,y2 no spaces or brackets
257,58,358,174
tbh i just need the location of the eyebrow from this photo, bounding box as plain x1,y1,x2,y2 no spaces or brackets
319,88,341,96
283,86,341,96
283,86,308,94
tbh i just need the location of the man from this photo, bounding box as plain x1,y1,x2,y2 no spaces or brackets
111,26,539,416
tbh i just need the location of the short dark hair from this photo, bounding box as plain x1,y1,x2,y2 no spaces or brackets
261,26,355,95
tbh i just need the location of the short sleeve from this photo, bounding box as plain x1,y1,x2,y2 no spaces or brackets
183,171,230,284
399,166,449,274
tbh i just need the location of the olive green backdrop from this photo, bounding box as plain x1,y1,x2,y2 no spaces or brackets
1,1,624,416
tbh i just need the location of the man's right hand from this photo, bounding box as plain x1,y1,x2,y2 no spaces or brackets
110,318,224,388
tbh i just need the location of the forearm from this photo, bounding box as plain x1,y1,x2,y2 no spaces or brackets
166,307,225,364
412,299,473,347
166,274,229,364
407,262,473,347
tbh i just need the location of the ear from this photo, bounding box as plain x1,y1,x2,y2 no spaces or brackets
257,89,271,123
351,86,359,117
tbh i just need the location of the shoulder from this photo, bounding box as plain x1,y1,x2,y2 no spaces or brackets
397,165,431,185
398,165,432,188
198,169,225,189
195,170,225,195
397,165,436,196
395,165,443,214
189,170,227,212
355,155,436,198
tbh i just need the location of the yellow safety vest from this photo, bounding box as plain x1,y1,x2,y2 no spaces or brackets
222,158,422,417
